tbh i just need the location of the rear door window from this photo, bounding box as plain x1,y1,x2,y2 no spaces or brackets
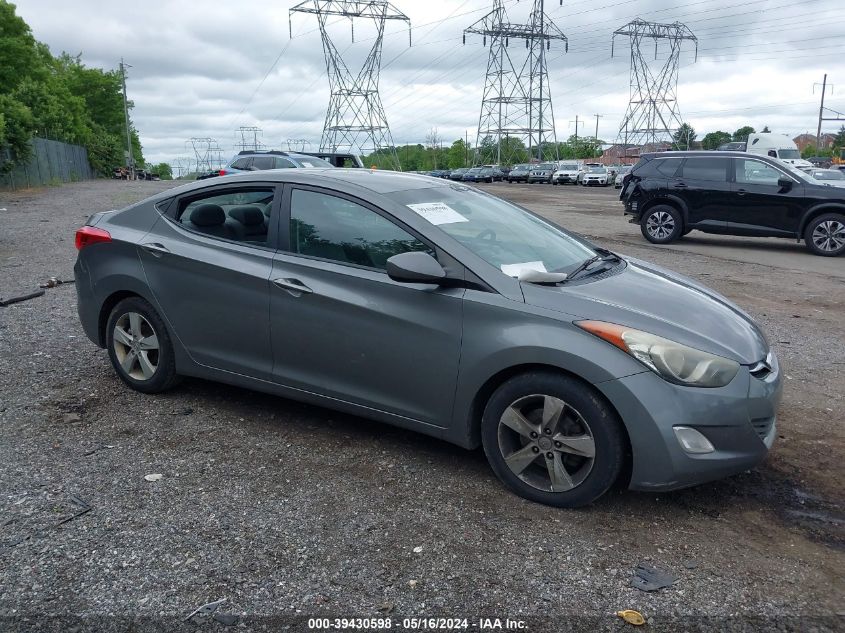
230,158,252,170
680,157,730,182
633,158,682,178
176,187,275,246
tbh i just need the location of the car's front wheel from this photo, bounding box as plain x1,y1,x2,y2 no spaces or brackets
640,205,683,244
804,213,845,257
106,297,178,393
481,372,626,508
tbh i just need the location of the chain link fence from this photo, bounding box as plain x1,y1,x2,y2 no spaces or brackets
0,138,94,191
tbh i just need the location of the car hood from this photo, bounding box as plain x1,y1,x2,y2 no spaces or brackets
520,257,768,364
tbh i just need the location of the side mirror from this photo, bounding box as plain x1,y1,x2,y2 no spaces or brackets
386,251,446,284
778,176,793,191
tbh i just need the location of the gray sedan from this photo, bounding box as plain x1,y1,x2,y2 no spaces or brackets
74,170,781,507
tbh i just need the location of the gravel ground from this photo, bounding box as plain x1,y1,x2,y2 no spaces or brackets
0,179,843,632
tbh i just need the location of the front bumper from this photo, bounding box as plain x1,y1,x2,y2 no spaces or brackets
583,179,607,185
597,357,782,492
554,175,577,183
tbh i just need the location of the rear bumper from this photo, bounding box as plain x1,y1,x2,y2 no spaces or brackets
597,360,782,492
74,255,101,347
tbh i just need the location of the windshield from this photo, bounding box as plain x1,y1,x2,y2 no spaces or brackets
533,163,555,171
588,167,606,173
559,164,579,170
389,186,595,275
777,149,801,160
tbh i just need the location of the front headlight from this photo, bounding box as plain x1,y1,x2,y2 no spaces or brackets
576,321,740,388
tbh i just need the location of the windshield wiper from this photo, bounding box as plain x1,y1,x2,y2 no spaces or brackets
559,249,621,285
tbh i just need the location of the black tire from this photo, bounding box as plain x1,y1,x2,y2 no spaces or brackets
481,371,626,508
106,296,179,393
640,204,683,244
803,213,845,257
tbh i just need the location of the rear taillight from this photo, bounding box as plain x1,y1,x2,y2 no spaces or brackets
219,169,226,176
75,226,112,250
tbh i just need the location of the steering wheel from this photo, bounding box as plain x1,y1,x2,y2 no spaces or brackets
476,228,496,241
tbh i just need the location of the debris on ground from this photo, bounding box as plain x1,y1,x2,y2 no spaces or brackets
630,562,678,592
683,560,699,570
84,443,115,456
413,546,423,553
0,290,45,307
212,612,239,626
144,474,163,482
377,602,395,614
56,495,92,527
39,277,75,289
63,413,82,424
616,610,646,626
184,598,227,622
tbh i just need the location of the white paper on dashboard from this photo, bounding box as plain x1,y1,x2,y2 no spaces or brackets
500,261,547,277
407,202,469,225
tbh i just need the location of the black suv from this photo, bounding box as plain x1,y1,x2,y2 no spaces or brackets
620,151,845,257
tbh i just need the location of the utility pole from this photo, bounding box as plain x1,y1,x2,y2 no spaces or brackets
119,59,134,180
816,74,828,151
593,113,602,141
570,115,584,143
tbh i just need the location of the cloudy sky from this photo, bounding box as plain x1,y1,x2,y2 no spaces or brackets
13,0,845,165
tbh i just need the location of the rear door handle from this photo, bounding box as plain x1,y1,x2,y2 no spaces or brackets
140,243,170,257
736,189,747,196
273,278,313,296
673,182,688,188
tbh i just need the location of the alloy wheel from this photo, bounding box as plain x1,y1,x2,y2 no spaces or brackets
497,394,595,493
112,312,160,381
812,219,845,253
646,211,675,240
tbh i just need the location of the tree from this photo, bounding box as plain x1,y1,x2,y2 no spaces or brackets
701,131,732,150
733,126,755,142
447,138,468,169
672,123,696,151
761,125,771,133
0,1,45,94
150,162,172,179
834,125,845,148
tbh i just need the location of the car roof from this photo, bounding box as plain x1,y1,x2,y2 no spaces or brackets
155,169,454,200
640,150,760,159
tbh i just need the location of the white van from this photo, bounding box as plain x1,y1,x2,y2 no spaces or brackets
745,133,812,168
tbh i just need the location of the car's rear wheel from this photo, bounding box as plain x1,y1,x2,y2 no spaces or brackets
106,297,178,393
804,213,845,257
481,372,626,508
641,205,683,244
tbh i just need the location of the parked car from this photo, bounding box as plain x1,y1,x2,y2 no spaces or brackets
449,168,470,181
428,170,451,179
620,151,845,256
528,163,556,183
217,150,334,178
806,156,833,169
552,162,581,185
74,169,782,508
581,166,609,187
462,167,486,182
806,168,845,188
300,151,365,168
717,141,747,151
507,164,531,183
614,166,632,188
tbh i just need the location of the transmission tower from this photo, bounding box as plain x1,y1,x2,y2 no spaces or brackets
285,138,312,152
234,126,266,152
612,19,697,156
465,0,567,165
186,138,225,173
289,1,411,170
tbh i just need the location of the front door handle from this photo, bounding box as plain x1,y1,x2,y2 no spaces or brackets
140,243,170,257
736,188,747,196
273,278,313,297
674,181,688,188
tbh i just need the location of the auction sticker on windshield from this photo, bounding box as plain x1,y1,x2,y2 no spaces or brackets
407,202,468,226
501,261,547,277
